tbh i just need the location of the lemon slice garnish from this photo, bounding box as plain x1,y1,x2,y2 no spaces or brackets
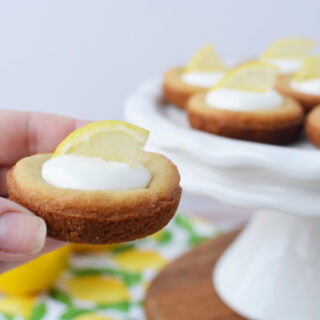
261,37,316,59
184,44,227,73
211,61,278,93
53,120,149,166
293,56,320,82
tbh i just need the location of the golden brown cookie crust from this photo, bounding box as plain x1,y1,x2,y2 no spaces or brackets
163,67,208,109
306,105,320,147
275,75,320,112
7,152,181,244
187,92,304,144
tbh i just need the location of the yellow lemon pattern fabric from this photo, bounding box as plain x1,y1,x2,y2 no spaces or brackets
0,215,218,320
66,276,129,305
0,246,70,295
113,249,167,272
0,296,35,318
74,313,114,320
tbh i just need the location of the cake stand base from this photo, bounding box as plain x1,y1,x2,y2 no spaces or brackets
214,210,320,320
145,230,244,320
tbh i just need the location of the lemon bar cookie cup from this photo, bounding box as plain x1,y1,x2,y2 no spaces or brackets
163,44,227,109
7,121,182,244
275,57,320,112
188,93,303,144
260,37,316,75
187,62,304,144
306,105,320,147
275,75,320,112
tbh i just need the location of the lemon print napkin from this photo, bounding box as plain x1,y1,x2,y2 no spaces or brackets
0,214,219,320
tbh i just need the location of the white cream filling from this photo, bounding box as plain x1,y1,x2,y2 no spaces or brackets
261,58,302,74
41,154,152,191
206,89,283,111
181,71,225,88
290,78,320,96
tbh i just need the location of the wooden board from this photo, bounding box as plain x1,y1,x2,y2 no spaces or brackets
145,230,245,320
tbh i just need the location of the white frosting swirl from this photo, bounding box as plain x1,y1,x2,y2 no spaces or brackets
290,78,320,96
261,58,302,74
42,155,151,191
206,89,283,111
181,71,225,88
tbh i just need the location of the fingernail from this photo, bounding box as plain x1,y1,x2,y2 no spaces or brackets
0,213,47,255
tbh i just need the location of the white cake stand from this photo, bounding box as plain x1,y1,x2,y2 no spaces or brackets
125,79,320,320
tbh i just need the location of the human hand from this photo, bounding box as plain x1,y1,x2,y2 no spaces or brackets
0,110,88,273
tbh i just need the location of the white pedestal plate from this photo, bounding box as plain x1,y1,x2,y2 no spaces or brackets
125,79,320,320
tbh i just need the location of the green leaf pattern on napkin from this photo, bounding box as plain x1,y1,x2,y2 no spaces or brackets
0,214,218,320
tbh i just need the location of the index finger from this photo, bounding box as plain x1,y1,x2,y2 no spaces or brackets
0,110,89,166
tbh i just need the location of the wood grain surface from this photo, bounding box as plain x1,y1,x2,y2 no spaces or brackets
145,230,246,320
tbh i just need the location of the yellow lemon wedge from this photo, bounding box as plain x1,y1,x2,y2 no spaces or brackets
211,61,278,93
293,56,320,82
261,37,316,59
0,296,35,318
0,246,70,295
113,248,167,272
184,44,227,73
66,275,129,304
53,120,149,166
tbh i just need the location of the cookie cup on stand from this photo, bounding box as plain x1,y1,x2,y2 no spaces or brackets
163,45,227,109
163,67,208,110
306,105,320,147
187,92,304,144
275,75,320,112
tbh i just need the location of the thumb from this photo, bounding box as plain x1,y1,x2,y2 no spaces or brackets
0,197,47,260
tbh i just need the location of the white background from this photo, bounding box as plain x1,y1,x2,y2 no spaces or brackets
0,0,319,121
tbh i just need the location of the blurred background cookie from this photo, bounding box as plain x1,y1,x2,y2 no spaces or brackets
163,45,228,109
306,105,320,147
260,37,316,75
187,62,304,144
276,56,320,111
